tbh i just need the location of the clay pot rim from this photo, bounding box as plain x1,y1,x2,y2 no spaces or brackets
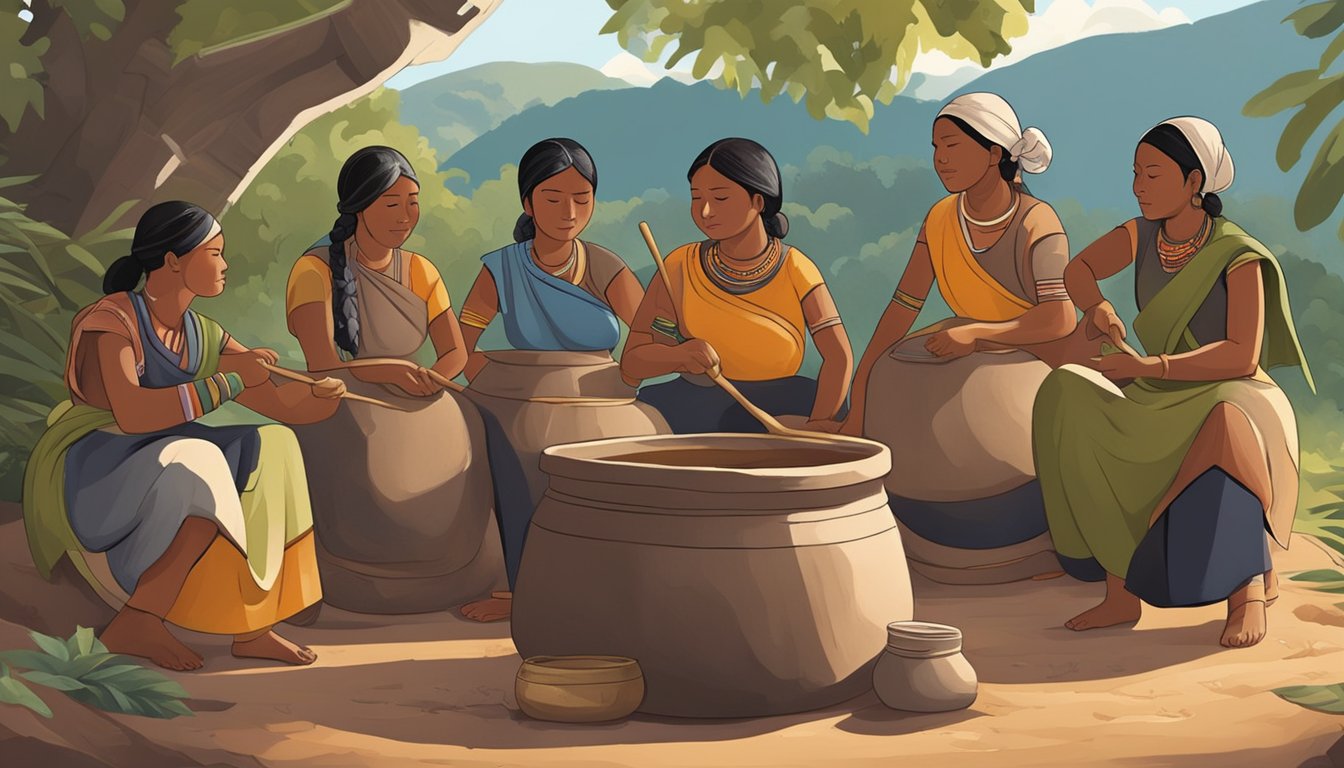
517,655,644,686
481,349,617,368
540,433,892,491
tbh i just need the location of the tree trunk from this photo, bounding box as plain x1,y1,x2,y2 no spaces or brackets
5,0,500,235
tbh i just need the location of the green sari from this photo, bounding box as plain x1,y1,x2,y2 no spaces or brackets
1032,219,1311,578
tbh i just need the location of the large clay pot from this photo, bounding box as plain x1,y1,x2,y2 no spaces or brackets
295,383,503,614
863,320,1057,584
465,350,669,507
511,433,913,718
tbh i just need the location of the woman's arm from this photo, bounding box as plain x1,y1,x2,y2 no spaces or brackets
1163,261,1265,381
1067,222,1136,342
428,308,468,383
802,285,852,422
287,296,434,396
604,267,645,328
844,237,935,430
458,268,498,382
619,271,718,380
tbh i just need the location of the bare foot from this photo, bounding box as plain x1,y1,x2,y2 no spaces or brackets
1066,574,1141,631
232,630,317,665
460,592,512,623
100,608,204,671
1221,581,1268,648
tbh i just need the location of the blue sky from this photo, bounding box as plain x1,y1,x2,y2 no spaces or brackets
386,0,1264,89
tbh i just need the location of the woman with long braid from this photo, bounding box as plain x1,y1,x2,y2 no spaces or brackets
286,146,504,615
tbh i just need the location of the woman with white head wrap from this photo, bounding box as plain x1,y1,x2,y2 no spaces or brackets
1033,117,1312,649
841,93,1079,584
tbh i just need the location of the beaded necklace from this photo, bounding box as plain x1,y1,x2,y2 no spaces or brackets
1157,214,1211,273
706,237,781,291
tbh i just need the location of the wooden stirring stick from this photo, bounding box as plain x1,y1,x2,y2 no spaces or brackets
637,221,840,441
259,362,409,412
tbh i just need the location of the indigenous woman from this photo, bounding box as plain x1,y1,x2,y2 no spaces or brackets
621,138,853,432
843,93,1077,584
287,146,502,615
1036,118,1309,648
24,201,343,670
458,138,666,623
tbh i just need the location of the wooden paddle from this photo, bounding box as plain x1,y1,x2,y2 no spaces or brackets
637,221,840,441
259,362,409,412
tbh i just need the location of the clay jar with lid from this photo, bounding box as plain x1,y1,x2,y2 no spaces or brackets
872,621,978,712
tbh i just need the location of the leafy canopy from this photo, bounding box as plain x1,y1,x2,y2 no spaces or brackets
601,0,1033,131
1245,0,1344,236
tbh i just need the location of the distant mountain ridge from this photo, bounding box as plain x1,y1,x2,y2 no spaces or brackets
397,61,632,159
413,1,1312,207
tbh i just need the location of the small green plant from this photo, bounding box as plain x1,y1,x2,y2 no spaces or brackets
1274,684,1344,715
0,626,192,719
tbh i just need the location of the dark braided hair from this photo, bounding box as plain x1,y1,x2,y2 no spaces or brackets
514,138,599,242
687,138,789,239
328,146,418,357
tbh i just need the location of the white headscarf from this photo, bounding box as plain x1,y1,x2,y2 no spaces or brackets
1157,116,1235,195
936,92,1053,176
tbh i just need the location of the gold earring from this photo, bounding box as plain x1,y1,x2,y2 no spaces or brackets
1192,194,1203,209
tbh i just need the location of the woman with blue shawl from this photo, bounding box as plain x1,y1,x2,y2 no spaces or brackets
457,138,648,622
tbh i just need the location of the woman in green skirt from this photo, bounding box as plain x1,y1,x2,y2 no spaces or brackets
1034,117,1311,649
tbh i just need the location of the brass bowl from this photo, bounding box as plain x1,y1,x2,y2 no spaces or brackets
515,655,644,723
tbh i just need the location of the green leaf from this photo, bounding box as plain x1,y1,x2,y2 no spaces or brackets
1289,0,1344,38
0,672,53,718
1295,119,1344,229
0,650,60,674
1274,683,1344,714
1274,74,1344,172
28,630,70,662
1245,70,1332,118
21,671,87,692
64,243,107,278
68,626,97,658
1289,569,1344,582
51,0,126,40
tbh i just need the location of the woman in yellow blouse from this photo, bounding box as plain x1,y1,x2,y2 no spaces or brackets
621,138,853,433
284,146,502,615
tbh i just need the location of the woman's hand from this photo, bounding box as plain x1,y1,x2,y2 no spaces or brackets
1083,301,1127,346
309,377,346,400
924,325,979,359
251,347,280,366
804,418,845,434
219,351,272,388
391,366,440,398
678,339,721,376
1090,352,1161,382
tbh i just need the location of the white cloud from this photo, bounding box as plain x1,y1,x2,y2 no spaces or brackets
913,0,1190,77
600,52,665,86
601,51,723,87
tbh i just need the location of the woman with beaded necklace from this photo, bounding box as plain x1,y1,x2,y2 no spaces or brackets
620,137,853,433
840,93,1077,585
1033,117,1312,648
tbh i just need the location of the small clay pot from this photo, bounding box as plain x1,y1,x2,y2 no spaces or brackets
872,621,977,713
515,656,644,723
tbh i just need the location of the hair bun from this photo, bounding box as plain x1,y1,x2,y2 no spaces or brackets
513,213,537,242
101,254,145,294
1202,192,1224,218
766,211,789,239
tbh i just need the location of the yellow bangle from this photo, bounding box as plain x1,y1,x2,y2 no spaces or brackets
1158,354,1170,379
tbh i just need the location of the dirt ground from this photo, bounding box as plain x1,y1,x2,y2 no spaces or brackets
2,506,1343,767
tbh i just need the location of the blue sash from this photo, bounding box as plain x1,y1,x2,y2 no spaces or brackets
482,240,621,351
